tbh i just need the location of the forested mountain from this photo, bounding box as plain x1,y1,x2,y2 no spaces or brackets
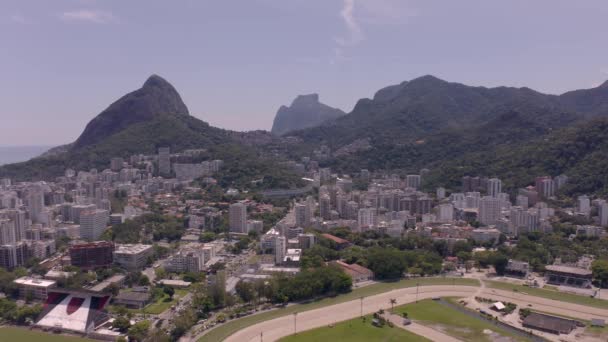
289,75,608,194
271,94,345,136
0,76,302,188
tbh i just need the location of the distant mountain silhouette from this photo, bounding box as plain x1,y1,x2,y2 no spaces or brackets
271,94,345,136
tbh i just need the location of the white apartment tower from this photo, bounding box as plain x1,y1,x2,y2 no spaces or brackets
358,207,377,229
406,175,421,189
437,203,454,222
487,178,502,198
79,209,109,240
578,195,591,216
479,196,501,226
598,200,608,227
275,236,286,265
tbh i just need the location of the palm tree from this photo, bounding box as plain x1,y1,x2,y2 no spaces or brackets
389,298,397,312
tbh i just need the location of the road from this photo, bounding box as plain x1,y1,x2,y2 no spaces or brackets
221,284,608,342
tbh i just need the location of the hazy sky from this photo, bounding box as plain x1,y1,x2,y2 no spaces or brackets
1,0,607,145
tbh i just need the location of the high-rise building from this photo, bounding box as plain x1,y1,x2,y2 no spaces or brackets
275,236,286,264
229,202,248,233
479,196,501,226
487,178,502,198
437,204,454,222
319,195,331,220
578,195,591,216
0,219,16,245
79,209,109,240
516,195,529,209
406,175,421,189
436,187,446,199
535,176,555,198
554,174,568,189
598,200,608,227
295,203,311,228
110,158,124,172
0,242,27,269
26,185,45,223
69,241,114,270
158,147,171,177
358,207,377,229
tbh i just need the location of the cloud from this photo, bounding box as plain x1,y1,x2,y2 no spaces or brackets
332,0,364,64
331,0,418,64
10,13,27,24
60,9,115,24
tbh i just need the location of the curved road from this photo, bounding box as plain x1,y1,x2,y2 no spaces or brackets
223,284,608,342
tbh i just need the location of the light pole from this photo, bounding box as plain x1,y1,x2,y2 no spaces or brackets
293,312,298,335
360,296,364,317
416,283,419,303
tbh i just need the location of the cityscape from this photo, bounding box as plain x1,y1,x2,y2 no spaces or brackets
2,1,608,342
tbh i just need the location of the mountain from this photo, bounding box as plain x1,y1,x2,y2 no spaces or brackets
270,94,345,136
289,75,608,195
74,74,190,148
292,75,570,147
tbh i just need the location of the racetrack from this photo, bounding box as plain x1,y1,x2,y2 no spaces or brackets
223,284,608,342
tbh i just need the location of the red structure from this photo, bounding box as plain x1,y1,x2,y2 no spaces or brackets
69,241,114,270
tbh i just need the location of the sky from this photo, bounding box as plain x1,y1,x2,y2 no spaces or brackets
1,0,608,146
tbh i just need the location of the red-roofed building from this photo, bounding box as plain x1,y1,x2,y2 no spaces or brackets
321,234,351,249
330,260,374,283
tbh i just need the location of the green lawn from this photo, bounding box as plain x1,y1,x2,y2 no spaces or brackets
0,327,93,342
485,280,608,310
109,288,189,315
200,277,479,342
394,299,529,342
278,315,430,342
142,288,189,314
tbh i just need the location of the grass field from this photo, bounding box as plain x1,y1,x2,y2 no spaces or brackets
485,280,608,309
278,314,431,342
200,277,479,342
142,288,189,314
109,288,189,315
0,327,92,342
393,299,529,342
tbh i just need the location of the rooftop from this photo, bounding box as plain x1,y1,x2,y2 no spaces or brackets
114,244,153,254
14,276,56,288
545,264,592,276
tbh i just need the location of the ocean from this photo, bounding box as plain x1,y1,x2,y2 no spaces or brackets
0,146,53,166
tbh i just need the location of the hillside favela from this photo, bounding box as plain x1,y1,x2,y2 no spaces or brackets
2,1,608,342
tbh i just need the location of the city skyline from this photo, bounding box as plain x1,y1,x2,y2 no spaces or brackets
1,0,608,145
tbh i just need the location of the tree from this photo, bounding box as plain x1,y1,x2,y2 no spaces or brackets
14,304,42,325
155,267,167,279
389,298,397,312
366,247,405,280
163,286,175,299
128,321,150,341
107,283,120,296
112,316,131,333
139,274,150,286
592,260,608,288
235,280,255,303
491,253,509,276
200,232,217,243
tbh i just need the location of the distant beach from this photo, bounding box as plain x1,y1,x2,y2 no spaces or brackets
0,146,52,166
